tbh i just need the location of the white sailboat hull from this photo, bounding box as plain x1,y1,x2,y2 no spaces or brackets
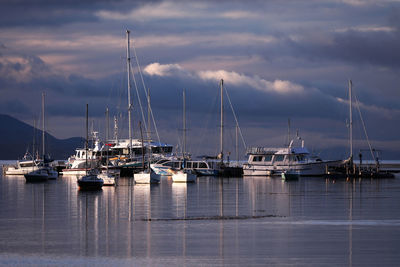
172,170,196,183
98,172,117,186
134,171,160,184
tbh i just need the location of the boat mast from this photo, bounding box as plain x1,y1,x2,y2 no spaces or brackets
85,104,88,175
220,79,224,163
183,89,186,159
287,118,291,146
235,124,238,164
147,87,151,141
139,121,145,170
126,30,133,159
42,92,45,161
113,116,118,144
33,118,36,160
349,80,353,162
147,87,152,162
106,107,109,172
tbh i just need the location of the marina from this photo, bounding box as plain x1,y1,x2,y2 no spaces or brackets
1,168,400,265
2,1,400,265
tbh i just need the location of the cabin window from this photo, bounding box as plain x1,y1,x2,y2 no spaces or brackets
161,147,172,153
164,162,174,167
199,162,207,168
274,155,284,162
173,162,181,168
264,155,273,162
192,162,199,168
186,162,192,168
252,156,263,162
296,155,305,161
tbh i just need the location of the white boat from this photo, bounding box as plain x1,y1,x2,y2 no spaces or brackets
171,169,197,183
62,131,102,174
98,171,117,186
4,156,41,175
134,170,160,184
243,137,342,177
151,159,217,176
61,168,95,176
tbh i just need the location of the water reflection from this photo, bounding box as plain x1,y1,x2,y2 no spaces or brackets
1,171,400,265
172,183,187,218
77,190,102,257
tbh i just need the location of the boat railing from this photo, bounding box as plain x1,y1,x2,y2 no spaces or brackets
246,147,280,155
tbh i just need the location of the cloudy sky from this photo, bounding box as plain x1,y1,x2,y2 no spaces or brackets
1,0,400,159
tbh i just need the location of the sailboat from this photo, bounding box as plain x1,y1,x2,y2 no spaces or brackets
171,89,197,183
25,92,58,182
134,122,160,184
77,104,104,190
98,108,117,186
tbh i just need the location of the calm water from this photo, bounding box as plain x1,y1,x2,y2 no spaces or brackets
1,166,400,266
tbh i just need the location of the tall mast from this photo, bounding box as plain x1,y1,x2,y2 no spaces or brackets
106,107,109,172
147,87,151,141
139,121,145,170
183,89,186,159
287,118,291,146
126,30,133,158
349,80,353,161
33,118,36,160
235,124,238,164
42,92,45,160
85,104,88,175
220,79,224,163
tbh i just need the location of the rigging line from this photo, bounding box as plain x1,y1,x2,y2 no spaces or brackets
131,40,161,145
224,85,247,149
353,86,375,162
129,61,148,137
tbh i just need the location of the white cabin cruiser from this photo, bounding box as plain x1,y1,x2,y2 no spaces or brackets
243,138,341,177
4,156,42,175
151,159,217,176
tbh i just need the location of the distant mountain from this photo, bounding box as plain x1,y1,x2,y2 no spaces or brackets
0,114,85,160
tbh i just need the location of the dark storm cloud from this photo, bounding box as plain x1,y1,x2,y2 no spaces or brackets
290,29,400,69
0,0,161,27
